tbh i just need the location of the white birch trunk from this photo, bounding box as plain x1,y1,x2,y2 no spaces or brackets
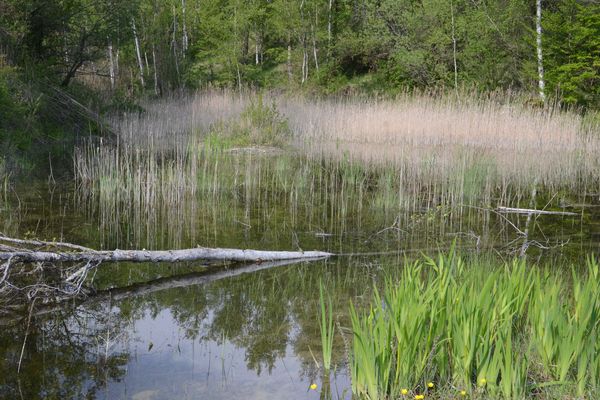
301,45,308,84
536,0,546,102
132,18,145,87
312,27,319,72
451,0,458,91
287,39,293,82
108,38,115,89
152,44,159,96
255,30,260,65
328,0,333,53
144,51,150,76
182,0,189,55
172,6,181,84
115,47,120,76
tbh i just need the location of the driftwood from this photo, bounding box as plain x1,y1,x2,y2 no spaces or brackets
0,235,332,263
0,248,332,263
496,206,578,216
0,234,333,310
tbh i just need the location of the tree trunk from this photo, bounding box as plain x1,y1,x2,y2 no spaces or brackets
144,51,150,76
536,0,545,103
0,247,332,263
255,29,260,65
312,25,319,72
287,35,293,82
450,0,458,92
182,0,189,55
132,18,145,87
328,0,334,54
108,37,115,89
172,6,181,86
115,47,120,76
152,44,159,96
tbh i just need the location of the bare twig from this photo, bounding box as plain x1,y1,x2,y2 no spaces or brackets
0,234,95,252
17,297,37,374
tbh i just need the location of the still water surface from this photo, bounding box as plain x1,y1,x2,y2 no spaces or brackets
1,154,599,399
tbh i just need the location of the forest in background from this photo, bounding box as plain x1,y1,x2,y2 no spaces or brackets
1,0,599,170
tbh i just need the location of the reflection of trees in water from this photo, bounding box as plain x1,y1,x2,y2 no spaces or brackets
0,303,130,399
142,259,380,376
0,257,386,398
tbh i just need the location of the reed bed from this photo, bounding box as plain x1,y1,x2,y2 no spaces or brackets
349,252,600,399
76,145,564,253
283,92,600,190
74,90,599,250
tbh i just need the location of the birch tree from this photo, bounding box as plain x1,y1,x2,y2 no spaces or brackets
132,17,146,87
536,0,545,102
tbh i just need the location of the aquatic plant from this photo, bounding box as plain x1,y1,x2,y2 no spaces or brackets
73,90,597,254
319,280,335,371
348,253,600,399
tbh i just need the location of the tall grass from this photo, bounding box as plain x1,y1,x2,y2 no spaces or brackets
284,90,599,188
73,90,599,250
349,251,600,399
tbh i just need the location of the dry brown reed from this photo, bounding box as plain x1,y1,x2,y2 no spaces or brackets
281,92,600,190
73,90,600,249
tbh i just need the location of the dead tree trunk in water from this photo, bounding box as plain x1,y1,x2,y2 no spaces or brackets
0,235,332,307
0,247,332,263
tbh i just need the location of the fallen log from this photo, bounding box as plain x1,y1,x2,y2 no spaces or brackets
0,247,333,263
0,235,333,311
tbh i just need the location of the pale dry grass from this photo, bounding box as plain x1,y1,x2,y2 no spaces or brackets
73,90,600,248
281,93,600,189
110,90,248,150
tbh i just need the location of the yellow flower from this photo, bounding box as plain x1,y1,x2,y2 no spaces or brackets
460,390,467,396
479,378,487,386
401,388,408,395
414,395,425,400
309,383,317,390
427,382,434,388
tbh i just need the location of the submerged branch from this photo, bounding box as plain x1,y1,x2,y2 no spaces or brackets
0,258,320,326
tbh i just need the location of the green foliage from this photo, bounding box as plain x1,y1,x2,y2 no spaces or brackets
206,96,291,148
0,66,41,153
544,1,600,108
319,280,335,371
3,0,600,107
349,252,600,399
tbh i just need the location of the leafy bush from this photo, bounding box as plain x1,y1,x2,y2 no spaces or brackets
206,95,291,148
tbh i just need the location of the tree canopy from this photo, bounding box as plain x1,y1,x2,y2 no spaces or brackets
1,0,599,107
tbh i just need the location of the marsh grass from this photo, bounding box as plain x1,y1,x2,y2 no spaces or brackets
349,251,600,399
206,95,292,148
74,90,599,250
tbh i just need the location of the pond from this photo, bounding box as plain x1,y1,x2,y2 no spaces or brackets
1,151,599,399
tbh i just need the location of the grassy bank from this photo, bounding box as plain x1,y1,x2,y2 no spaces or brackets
346,251,600,399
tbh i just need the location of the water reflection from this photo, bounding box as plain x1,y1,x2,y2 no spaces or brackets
1,258,380,399
2,155,600,399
